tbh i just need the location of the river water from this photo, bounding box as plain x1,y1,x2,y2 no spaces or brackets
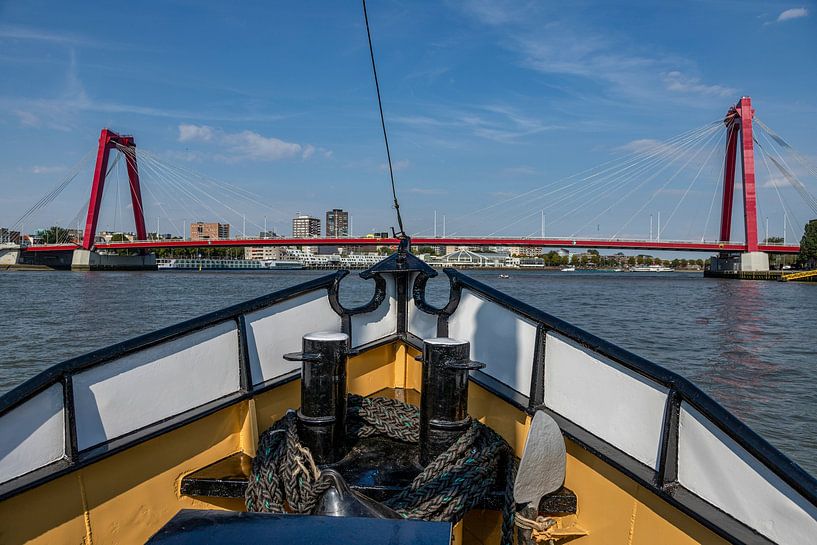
1,269,815,475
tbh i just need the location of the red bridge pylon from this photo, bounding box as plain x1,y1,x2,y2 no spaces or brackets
719,97,759,251
81,129,147,250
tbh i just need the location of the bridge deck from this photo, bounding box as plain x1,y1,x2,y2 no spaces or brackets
22,237,800,254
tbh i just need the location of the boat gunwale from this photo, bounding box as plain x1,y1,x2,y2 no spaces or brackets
439,268,817,506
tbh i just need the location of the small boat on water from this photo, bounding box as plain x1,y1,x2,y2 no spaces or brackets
499,274,510,279
630,264,674,272
560,266,576,272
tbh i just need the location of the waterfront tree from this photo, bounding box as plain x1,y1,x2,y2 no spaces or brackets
798,219,817,268
41,226,70,244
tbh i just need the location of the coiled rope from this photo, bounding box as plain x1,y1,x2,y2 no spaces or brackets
246,394,518,545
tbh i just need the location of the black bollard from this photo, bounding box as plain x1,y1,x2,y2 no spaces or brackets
284,331,349,465
418,337,485,466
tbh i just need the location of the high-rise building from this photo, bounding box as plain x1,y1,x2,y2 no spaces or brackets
190,222,230,241
292,214,320,238
325,209,349,238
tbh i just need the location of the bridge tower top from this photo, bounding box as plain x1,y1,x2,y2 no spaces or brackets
719,96,759,251
82,129,147,250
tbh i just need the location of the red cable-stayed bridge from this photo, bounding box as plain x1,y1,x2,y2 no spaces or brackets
5,96,816,268
22,237,799,254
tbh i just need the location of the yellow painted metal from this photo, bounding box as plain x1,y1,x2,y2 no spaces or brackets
781,269,817,281
0,338,731,545
0,403,250,545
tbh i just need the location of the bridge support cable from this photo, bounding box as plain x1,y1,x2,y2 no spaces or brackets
126,152,203,237
135,147,292,224
659,129,726,239
755,136,805,237
755,118,817,182
518,124,721,238
459,122,721,236
115,145,189,238
412,120,722,237
127,147,292,238
481,123,722,237
8,147,96,234
562,125,722,238
131,153,238,236
756,131,807,229
145,158,268,237
753,125,817,217
123,148,242,235
580,124,723,240
448,121,722,235
700,149,726,242
592,125,722,240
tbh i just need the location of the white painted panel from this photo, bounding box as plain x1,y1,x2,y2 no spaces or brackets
544,332,668,469
447,290,537,395
408,300,437,341
246,291,342,385
351,275,397,347
678,403,817,545
0,384,64,483
73,322,240,450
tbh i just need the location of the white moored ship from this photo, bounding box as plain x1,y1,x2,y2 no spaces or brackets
630,264,674,272
157,258,304,271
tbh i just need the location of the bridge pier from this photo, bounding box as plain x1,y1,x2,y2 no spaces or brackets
709,251,769,273
71,250,157,271
0,245,21,269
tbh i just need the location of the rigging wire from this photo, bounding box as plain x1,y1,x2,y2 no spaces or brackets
753,125,817,216
602,125,722,239
661,129,725,236
755,117,817,181
362,0,405,237
700,146,726,242
480,124,720,237
756,135,804,234
435,120,722,237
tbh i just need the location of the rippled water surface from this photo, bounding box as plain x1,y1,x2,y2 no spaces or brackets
1,268,815,474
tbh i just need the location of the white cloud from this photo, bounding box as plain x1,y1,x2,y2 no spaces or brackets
762,177,789,189
408,187,447,195
455,4,735,106
777,7,808,22
224,131,302,161
178,124,214,142
618,138,665,154
503,166,538,176
663,71,735,97
394,104,560,143
380,159,411,172
177,123,323,162
14,110,40,127
0,25,95,46
458,0,524,26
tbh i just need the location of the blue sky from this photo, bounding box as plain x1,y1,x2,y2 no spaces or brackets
1,1,815,245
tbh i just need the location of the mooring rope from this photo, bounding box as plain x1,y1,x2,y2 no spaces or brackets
246,394,518,545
